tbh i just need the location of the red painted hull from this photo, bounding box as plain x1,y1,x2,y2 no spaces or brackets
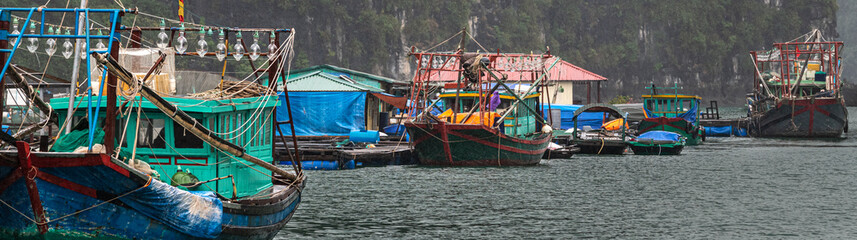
752,97,847,138
405,122,551,166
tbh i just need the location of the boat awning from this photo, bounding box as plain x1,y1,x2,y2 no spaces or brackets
370,92,407,109
572,103,625,119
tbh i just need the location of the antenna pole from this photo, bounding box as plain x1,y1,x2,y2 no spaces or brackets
66,0,88,134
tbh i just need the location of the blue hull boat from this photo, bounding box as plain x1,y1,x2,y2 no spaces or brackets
0,143,303,239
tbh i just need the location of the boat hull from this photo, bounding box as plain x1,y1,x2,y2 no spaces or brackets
0,148,302,240
628,142,684,155
752,97,847,138
638,117,704,145
405,122,551,166
573,139,627,155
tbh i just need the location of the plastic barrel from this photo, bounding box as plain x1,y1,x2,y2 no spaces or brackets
301,160,341,170
343,160,356,169
350,130,380,143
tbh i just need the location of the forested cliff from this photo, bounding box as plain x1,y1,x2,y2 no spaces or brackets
8,0,847,105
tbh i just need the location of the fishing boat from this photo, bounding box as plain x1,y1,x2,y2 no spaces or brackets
748,29,848,138
639,84,704,145
404,31,554,166
627,130,685,155
542,142,580,159
569,104,629,155
0,7,304,239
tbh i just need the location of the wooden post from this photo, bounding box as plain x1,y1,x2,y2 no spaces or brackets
586,82,591,104
16,141,48,234
129,27,142,48
104,13,122,156
277,32,304,172
597,81,601,103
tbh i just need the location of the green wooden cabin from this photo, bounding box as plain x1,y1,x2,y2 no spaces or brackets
437,90,541,137
49,95,279,198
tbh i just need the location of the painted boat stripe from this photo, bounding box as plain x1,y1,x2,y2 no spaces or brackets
30,154,130,177
36,171,98,199
446,131,545,155
409,123,550,145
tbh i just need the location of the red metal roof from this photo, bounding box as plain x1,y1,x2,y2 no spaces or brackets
419,56,607,82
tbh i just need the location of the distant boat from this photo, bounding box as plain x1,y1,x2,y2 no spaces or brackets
748,29,848,138
627,130,686,155
569,104,629,155
639,84,705,145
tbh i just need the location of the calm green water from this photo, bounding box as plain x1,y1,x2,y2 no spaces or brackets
278,107,857,239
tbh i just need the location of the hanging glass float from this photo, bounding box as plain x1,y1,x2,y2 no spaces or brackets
96,29,106,49
45,26,57,57
215,29,227,61
232,31,244,61
10,18,20,44
157,19,169,48
62,29,74,59
196,28,208,58
249,31,261,61
267,31,278,60
175,23,188,54
26,22,39,53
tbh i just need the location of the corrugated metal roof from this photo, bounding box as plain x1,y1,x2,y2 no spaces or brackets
425,57,607,82
285,71,385,92
288,64,407,85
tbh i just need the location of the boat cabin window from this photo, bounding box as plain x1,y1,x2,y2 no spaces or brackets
444,98,477,112
137,118,166,148
115,118,128,147
495,99,512,113
646,98,694,115
173,121,204,149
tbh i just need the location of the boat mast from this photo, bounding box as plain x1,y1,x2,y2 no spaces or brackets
104,10,121,156
66,0,87,134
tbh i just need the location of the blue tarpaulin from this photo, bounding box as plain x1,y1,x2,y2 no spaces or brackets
703,126,749,137
119,180,223,239
704,126,732,136
637,130,681,142
541,104,608,130
277,92,366,136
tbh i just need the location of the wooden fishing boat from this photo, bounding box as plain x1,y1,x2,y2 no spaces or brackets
569,104,629,155
748,29,847,138
627,130,685,155
542,143,580,159
639,84,705,145
0,7,304,239
404,31,556,166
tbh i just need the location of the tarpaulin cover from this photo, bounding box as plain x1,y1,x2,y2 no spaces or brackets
541,104,607,130
278,92,366,136
704,126,732,136
119,180,223,238
370,92,407,109
383,124,406,136
50,128,104,152
637,130,681,142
